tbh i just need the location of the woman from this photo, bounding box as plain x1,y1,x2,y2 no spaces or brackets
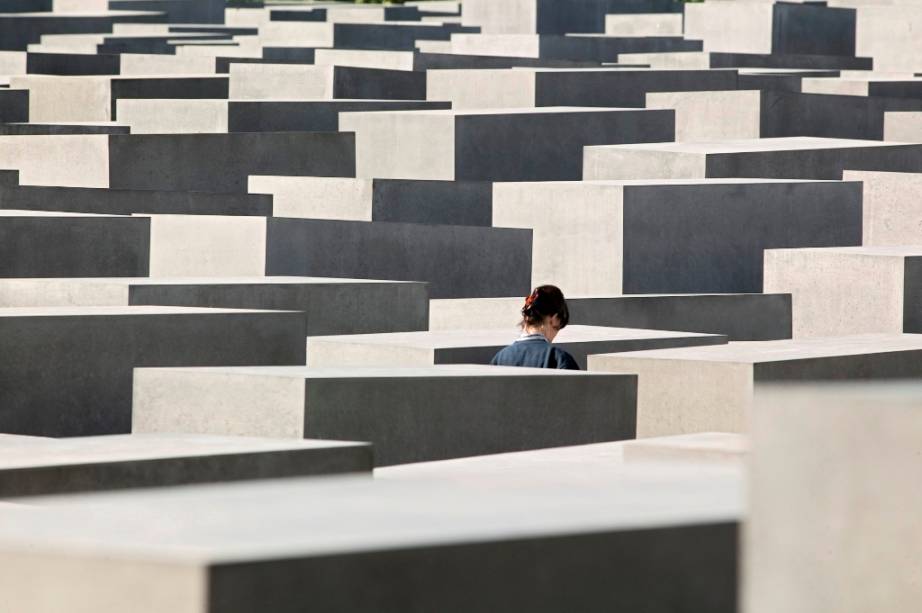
490,285,579,370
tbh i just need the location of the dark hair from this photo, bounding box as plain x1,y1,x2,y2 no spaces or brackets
521,285,569,329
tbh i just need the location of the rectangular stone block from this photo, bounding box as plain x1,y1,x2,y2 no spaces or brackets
9,74,228,122
228,63,426,100
426,67,738,110
144,215,530,299
0,211,149,277
449,33,701,62
605,13,683,36
341,107,674,181
428,294,793,341
0,434,372,497
0,134,108,187
0,277,429,336
588,334,922,437
134,365,637,465
763,246,922,337
492,179,861,294
645,90,760,141
0,466,739,613
307,325,727,370
0,88,28,123
463,0,684,35
248,176,492,225
584,137,922,181
0,11,160,51
0,306,305,437
0,122,128,135
844,170,922,245
883,110,922,141
109,132,355,193
745,382,922,613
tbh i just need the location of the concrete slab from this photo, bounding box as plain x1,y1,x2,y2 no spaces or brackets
306,325,727,370
426,67,738,110
0,210,149,277
463,0,683,35
449,33,701,62
0,277,429,335
0,434,372,497
0,466,739,613
134,364,637,465
229,62,426,100
248,176,492,225
341,106,674,181
763,246,922,337
605,13,683,36
588,334,922,437
144,215,530,299
584,137,922,180
0,121,127,135
645,90,760,141
746,381,922,613
844,170,922,245
883,111,922,140
492,178,861,294
0,306,305,437
429,293,793,341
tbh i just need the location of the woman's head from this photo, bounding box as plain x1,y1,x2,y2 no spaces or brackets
521,285,569,341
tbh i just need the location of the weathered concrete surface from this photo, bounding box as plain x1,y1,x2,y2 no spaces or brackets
746,381,922,613
429,294,792,341
133,365,638,465
0,306,306,437
341,107,674,181
0,434,372,497
844,170,922,245
306,325,727,370
229,63,427,100
645,90,760,141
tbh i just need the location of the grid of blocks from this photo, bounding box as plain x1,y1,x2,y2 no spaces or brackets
0,0,918,611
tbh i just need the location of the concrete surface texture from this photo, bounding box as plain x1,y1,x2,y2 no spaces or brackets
589,334,922,437
133,365,638,465
0,1,918,610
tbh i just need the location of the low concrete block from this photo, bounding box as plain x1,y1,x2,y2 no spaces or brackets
248,176,492,225
426,67,738,110
605,13,683,36
307,325,727,370
0,466,739,613
429,294,792,341
341,107,674,181
645,90,760,141
763,246,922,337
0,88,28,123
0,277,428,335
463,0,684,35
746,382,922,613
449,33,700,62
588,334,922,437
584,137,922,180
229,63,427,100
492,179,861,294
883,111,922,141
844,170,922,245
0,434,372,497
134,364,637,465
0,306,305,437
0,211,149,277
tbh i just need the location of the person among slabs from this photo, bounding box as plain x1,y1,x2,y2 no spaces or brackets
490,284,580,370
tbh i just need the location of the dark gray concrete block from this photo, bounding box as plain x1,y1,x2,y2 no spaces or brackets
534,35,701,62
0,13,161,51
0,212,149,277
771,3,856,56
26,51,121,76
134,365,638,465
108,76,228,120
0,123,128,135
332,65,428,100
110,0,225,23
0,306,306,437
265,218,531,299
0,184,272,215
711,53,871,70
568,294,793,341
270,5,422,22
332,22,479,51
108,132,355,193
534,68,738,107
371,179,492,226
227,100,451,133
620,181,862,292
416,52,602,70
0,89,28,123
0,434,372,497
0,470,738,613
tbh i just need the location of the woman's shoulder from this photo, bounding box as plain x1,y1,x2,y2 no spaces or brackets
552,346,580,370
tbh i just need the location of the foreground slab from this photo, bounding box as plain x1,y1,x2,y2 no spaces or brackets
493,179,861,294
0,467,739,613
763,246,922,337
0,277,428,335
306,325,727,369
0,306,305,437
0,434,371,497
133,365,637,465
747,382,922,613
340,106,674,181
588,334,922,437
583,137,922,181
429,294,793,341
